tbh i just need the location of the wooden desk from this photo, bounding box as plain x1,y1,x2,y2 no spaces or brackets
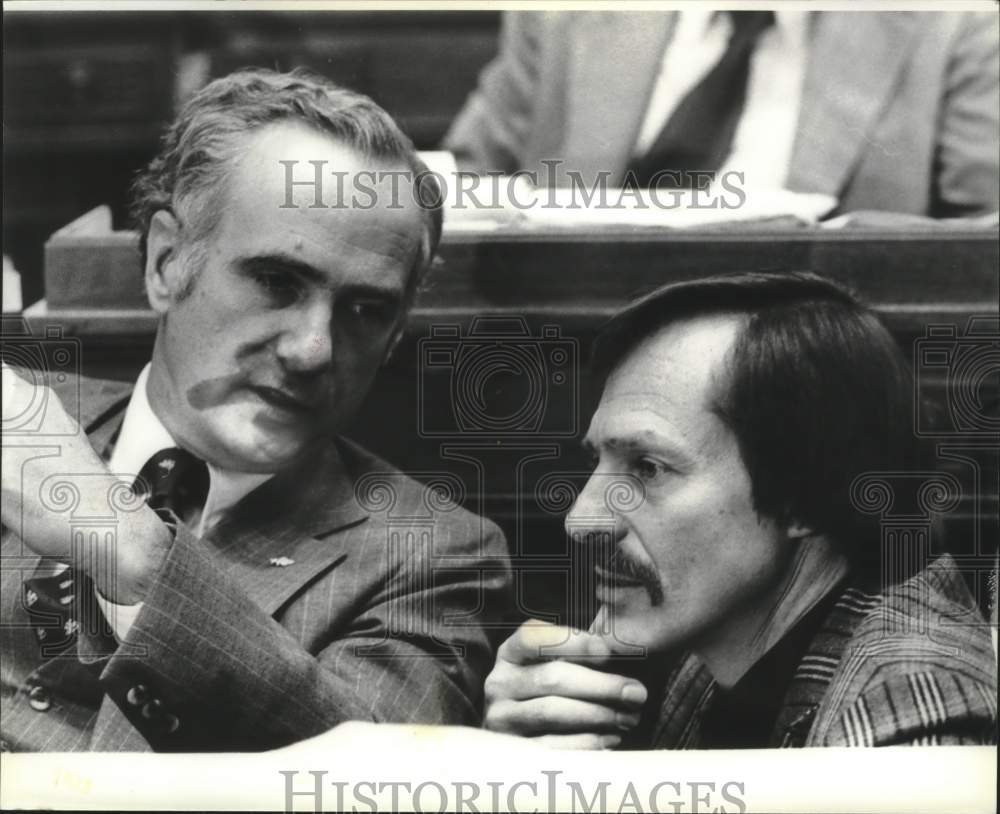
25,222,999,330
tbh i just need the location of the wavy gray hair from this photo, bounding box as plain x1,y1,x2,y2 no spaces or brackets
130,67,443,304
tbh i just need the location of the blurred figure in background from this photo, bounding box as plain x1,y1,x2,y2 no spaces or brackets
445,11,999,218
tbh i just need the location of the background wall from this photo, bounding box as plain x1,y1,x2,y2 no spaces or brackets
3,10,500,307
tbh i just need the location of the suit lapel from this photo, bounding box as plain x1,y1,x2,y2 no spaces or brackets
788,12,923,196
563,12,676,183
650,654,715,748
203,440,369,616
49,373,131,457
771,583,879,747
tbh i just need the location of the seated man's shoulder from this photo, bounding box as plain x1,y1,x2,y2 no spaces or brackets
9,367,130,431
843,555,995,678
812,555,997,745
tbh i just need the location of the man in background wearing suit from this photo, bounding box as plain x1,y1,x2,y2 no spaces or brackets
482,273,996,749
1,69,511,751
445,11,999,218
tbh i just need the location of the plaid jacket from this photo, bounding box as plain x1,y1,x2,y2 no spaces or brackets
651,555,997,748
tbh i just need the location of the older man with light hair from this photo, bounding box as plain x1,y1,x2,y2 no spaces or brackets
1,69,510,752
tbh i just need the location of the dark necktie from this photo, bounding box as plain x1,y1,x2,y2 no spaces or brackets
627,11,775,190
133,447,210,524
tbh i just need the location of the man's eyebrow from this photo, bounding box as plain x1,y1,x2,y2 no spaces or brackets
586,431,696,466
237,253,404,301
238,253,326,283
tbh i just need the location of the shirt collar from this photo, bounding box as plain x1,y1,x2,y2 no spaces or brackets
755,536,850,660
689,9,810,45
109,363,272,526
108,364,176,483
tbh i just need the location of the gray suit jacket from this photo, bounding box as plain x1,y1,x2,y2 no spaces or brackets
1,375,511,751
444,11,1000,217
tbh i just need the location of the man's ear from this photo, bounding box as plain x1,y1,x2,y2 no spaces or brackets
144,209,183,314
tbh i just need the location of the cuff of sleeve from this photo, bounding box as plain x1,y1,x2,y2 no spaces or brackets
90,508,176,645
95,589,145,641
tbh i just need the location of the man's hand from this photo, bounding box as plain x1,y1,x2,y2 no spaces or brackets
483,620,648,750
2,363,170,604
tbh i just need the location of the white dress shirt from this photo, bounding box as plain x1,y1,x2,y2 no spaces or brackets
633,10,810,191
96,364,271,639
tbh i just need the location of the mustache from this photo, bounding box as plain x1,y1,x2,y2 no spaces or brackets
603,546,659,585
603,548,664,605
578,535,665,607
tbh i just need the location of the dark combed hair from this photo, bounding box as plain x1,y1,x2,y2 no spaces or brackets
130,67,443,304
592,271,920,566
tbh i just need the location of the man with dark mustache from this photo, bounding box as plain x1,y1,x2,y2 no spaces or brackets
1,69,510,751
482,272,997,749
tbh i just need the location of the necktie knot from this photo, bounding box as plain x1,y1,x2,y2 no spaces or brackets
727,11,775,45
134,447,209,521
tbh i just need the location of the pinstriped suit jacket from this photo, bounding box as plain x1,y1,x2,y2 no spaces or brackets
651,555,997,748
1,375,512,752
